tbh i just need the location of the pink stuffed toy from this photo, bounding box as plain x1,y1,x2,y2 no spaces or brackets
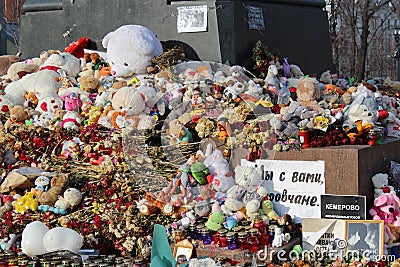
63,92,82,112
369,193,400,242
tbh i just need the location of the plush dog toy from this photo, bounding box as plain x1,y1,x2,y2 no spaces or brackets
369,193,400,243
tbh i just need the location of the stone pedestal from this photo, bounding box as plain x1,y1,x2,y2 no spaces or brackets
273,138,400,210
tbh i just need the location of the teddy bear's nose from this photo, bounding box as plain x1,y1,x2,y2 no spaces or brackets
389,207,395,213
112,70,116,76
368,112,372,116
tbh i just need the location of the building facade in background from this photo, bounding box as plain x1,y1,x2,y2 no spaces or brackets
0,0,25,55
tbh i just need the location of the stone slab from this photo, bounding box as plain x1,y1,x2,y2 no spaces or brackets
273,138,400,211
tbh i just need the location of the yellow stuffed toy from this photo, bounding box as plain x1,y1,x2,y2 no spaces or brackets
14,192,38,214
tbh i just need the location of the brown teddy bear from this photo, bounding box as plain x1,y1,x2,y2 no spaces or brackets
296,77,322,112
0,55,21,77
37,173,69,206
388,224,400,243
77,75,105,93
167,119,193,145
4,105,30,130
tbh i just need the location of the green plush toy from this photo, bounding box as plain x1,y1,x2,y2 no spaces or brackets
261,198,280,221
190,162,209,185
205,203,225,231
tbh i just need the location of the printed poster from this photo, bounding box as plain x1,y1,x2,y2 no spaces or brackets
247,6,265,30
177,5,208,33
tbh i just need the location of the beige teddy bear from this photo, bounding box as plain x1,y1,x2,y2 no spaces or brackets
4,105,30,130
77,75,105,93
296,77,322,112
37,173,69,206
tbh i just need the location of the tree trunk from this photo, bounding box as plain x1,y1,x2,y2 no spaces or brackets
356,17,369,82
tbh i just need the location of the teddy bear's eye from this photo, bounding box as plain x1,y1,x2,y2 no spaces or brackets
124,62,128,66
111,62,114,65
120,106,123,109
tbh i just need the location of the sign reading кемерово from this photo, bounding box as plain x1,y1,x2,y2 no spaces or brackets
321,194,366,220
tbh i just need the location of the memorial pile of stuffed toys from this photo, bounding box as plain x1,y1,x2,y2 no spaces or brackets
0,23,399,263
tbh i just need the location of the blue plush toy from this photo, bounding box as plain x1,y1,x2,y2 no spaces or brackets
38,204,66,215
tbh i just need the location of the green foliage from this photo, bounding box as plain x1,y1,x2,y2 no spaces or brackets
251,40,274,78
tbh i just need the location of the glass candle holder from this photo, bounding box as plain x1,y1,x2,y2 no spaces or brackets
237,231,249,250
188,223,197,239
268,225,277,244
201,228,212,245
232,226,242,236
259,232,270,246
248,228,260,253
218,229,228,247
253,218,266,234
196,224,205,240
226,232,237,250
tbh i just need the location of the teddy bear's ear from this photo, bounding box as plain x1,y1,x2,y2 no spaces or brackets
102,31,114,49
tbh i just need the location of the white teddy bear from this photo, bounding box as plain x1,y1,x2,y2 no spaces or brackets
221,185,246,216
102,25,163,78
61,111,81,131
234,165,262,188
372,173,395,199
0,70,61,108
347,104,376,126
54,188,83,210
41,52,81,83
34,112,56,128
0,52,80,111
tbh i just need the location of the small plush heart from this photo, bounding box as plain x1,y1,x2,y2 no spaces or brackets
40,102,48,112
378,109,389,120
382,187,391,193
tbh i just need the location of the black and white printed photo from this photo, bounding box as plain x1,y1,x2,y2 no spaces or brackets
346,220,383,258
177,5,208,33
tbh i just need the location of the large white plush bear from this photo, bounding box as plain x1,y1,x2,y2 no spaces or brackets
0,70,61,107
41,52,81,80
102,25,163,77
0,51,80,112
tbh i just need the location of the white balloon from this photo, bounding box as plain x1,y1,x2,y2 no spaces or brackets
21,221,49,256
43,227,83,253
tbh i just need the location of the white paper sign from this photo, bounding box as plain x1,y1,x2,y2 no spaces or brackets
302,218,346,253
177,5,208,33
241,159,325,223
